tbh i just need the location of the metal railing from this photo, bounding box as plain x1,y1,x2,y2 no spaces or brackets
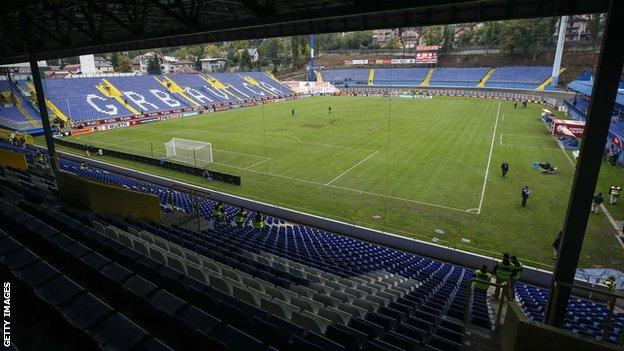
167,184,213,232
464,279,509,332
550,280,624,345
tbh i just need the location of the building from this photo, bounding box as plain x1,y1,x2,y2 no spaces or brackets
398,27,421,48
170,59,196,73
564,15,591,42
199,58,226,73
94,56,114,73
373,28,398,45
245,48,259,63
132,51,179,74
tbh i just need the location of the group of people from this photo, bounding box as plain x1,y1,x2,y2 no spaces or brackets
472,253,523,299
590,184,621,215
513,100,528,109
213,201,266,229
9,133,26,148
604,147,621,166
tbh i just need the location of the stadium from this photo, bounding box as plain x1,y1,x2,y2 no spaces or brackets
0,1,623,350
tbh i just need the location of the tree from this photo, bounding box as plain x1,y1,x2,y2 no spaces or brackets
240,49,252,70
203,44,223,58
587,14,603,50
258,38,285,70
422,26,444,45
476,22,502,53
147,56,161,75
115,55,132,72
499,18,555,60
110,52,119,68
385,38,403,49
457,29,475,47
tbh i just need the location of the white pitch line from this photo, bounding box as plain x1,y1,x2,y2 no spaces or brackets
244,157,272,170
477,100,501,214
326,150,379,185
213,148,267,159
499,134,503,146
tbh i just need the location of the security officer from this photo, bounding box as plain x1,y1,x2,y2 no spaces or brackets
493,253,514,300
510,256,523,297
213,202,225,222
253,212,265,230
235,208,248,226
609,185,621,204
605,276,617,293
473,265,492,293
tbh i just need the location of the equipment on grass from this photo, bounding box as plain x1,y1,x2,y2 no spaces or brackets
165,138,213,167
532,161,557,174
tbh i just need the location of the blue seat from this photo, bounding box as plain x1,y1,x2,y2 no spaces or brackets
211,325,264,351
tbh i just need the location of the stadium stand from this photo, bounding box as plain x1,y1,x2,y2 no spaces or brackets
105,76,192,113
428,68,490,87
2,140,624,348
1,140,493,351
484,66,552,90
0,80,40,132
41,77,135,122
320,69,370,86
372,68,430,86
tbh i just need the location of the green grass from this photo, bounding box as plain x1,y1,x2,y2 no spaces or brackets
51,95,624,271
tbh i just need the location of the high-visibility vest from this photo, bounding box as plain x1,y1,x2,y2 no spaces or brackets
605,278,616,293
611,186,621,196
496,261,514,280
512,261,523,280
235,212,245,224
253,218,264,229
473,270,492,291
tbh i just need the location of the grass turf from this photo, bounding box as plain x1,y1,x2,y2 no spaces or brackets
54,95,624,271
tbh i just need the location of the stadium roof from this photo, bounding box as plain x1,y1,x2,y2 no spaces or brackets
567,80,624,106
0,0,610,65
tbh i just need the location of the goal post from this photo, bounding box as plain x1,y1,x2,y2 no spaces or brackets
165,138,213,167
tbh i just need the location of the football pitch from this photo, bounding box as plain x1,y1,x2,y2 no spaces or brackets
57,95,624,271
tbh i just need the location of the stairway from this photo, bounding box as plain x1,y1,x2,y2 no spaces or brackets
315,71,324,82
477,68,496,88
536,68,566,91
421,68,434,87
368,69,375,86
201,74,243,100
154,76,200,107
96,79,141,114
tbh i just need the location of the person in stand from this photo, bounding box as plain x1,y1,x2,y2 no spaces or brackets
521,186,530,207
604,147,610,162
591,193,604,214
235,208,248,226
501,162,509,177
605,276,617,293
213,202,226,222
18,135,26,147
509,256,523,297
253,212,265,230
552,231,562,260
473,265,492,293
609,184,621,204
493,253,514,300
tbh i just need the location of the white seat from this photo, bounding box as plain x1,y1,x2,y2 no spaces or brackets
168,244,185,258
330,290,356,303
139,231,154,243
313,293,341,308
345,287,367,299
233,285,258,306
265,285,292,302
202,259,221,274
128,226,141,237
149,247,167,265
152,235,169,250
377,290,397,301
225,276,246,292
242,276,264,292
290,285,316,298
221,267,241,282
290,295,323,314
92,221,106,235
318,306,352,324
261,299,289,319
132,239,149,256
353,298,378,312
166,253,186,274
187,263,208,283
326,280,347,292
184,251,201,266
267,298,299,319
293,310,331,334
308,282,332,295
105,226,119,240
209,275,231,294
365,294,389,307
338,302,368,318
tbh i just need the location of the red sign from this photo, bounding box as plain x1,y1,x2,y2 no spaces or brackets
551,118,585,137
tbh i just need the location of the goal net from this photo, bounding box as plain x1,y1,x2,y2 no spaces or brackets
165,138,213,167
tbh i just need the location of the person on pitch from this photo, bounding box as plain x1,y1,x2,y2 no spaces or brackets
609,184,621,204
501,162,509,177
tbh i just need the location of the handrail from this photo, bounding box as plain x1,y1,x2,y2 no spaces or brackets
464,278,508,332
168,184,213,232
551,280,623,344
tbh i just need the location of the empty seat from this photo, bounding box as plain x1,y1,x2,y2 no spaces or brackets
292,311,332,334
211,325,264,351
325,324,368,350
318,306,352,324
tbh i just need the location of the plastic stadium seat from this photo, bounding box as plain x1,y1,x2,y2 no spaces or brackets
305,331,347,351
349,317,385,338
149,289,187,315
175,305,222,336
292,310,332,334
364,339,405,351
290,295,323,313
36,275,86,306
396,323,426,344
429,335,462,351
123,274,160,298
133,338,175,351
325,324,368,350
13,259,60,287
211,325,264,351
0,247,40,270
366,311,397,331
338,302,368,318
100,262,134,284
290,336,324,351
381,330,420,351
405,316,434,333
91,313,149,351
62,292,115,329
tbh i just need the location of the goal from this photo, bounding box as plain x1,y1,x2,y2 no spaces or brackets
165,138,213,167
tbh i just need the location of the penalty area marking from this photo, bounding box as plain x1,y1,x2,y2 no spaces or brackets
477,100,501,215
244,157,272,170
